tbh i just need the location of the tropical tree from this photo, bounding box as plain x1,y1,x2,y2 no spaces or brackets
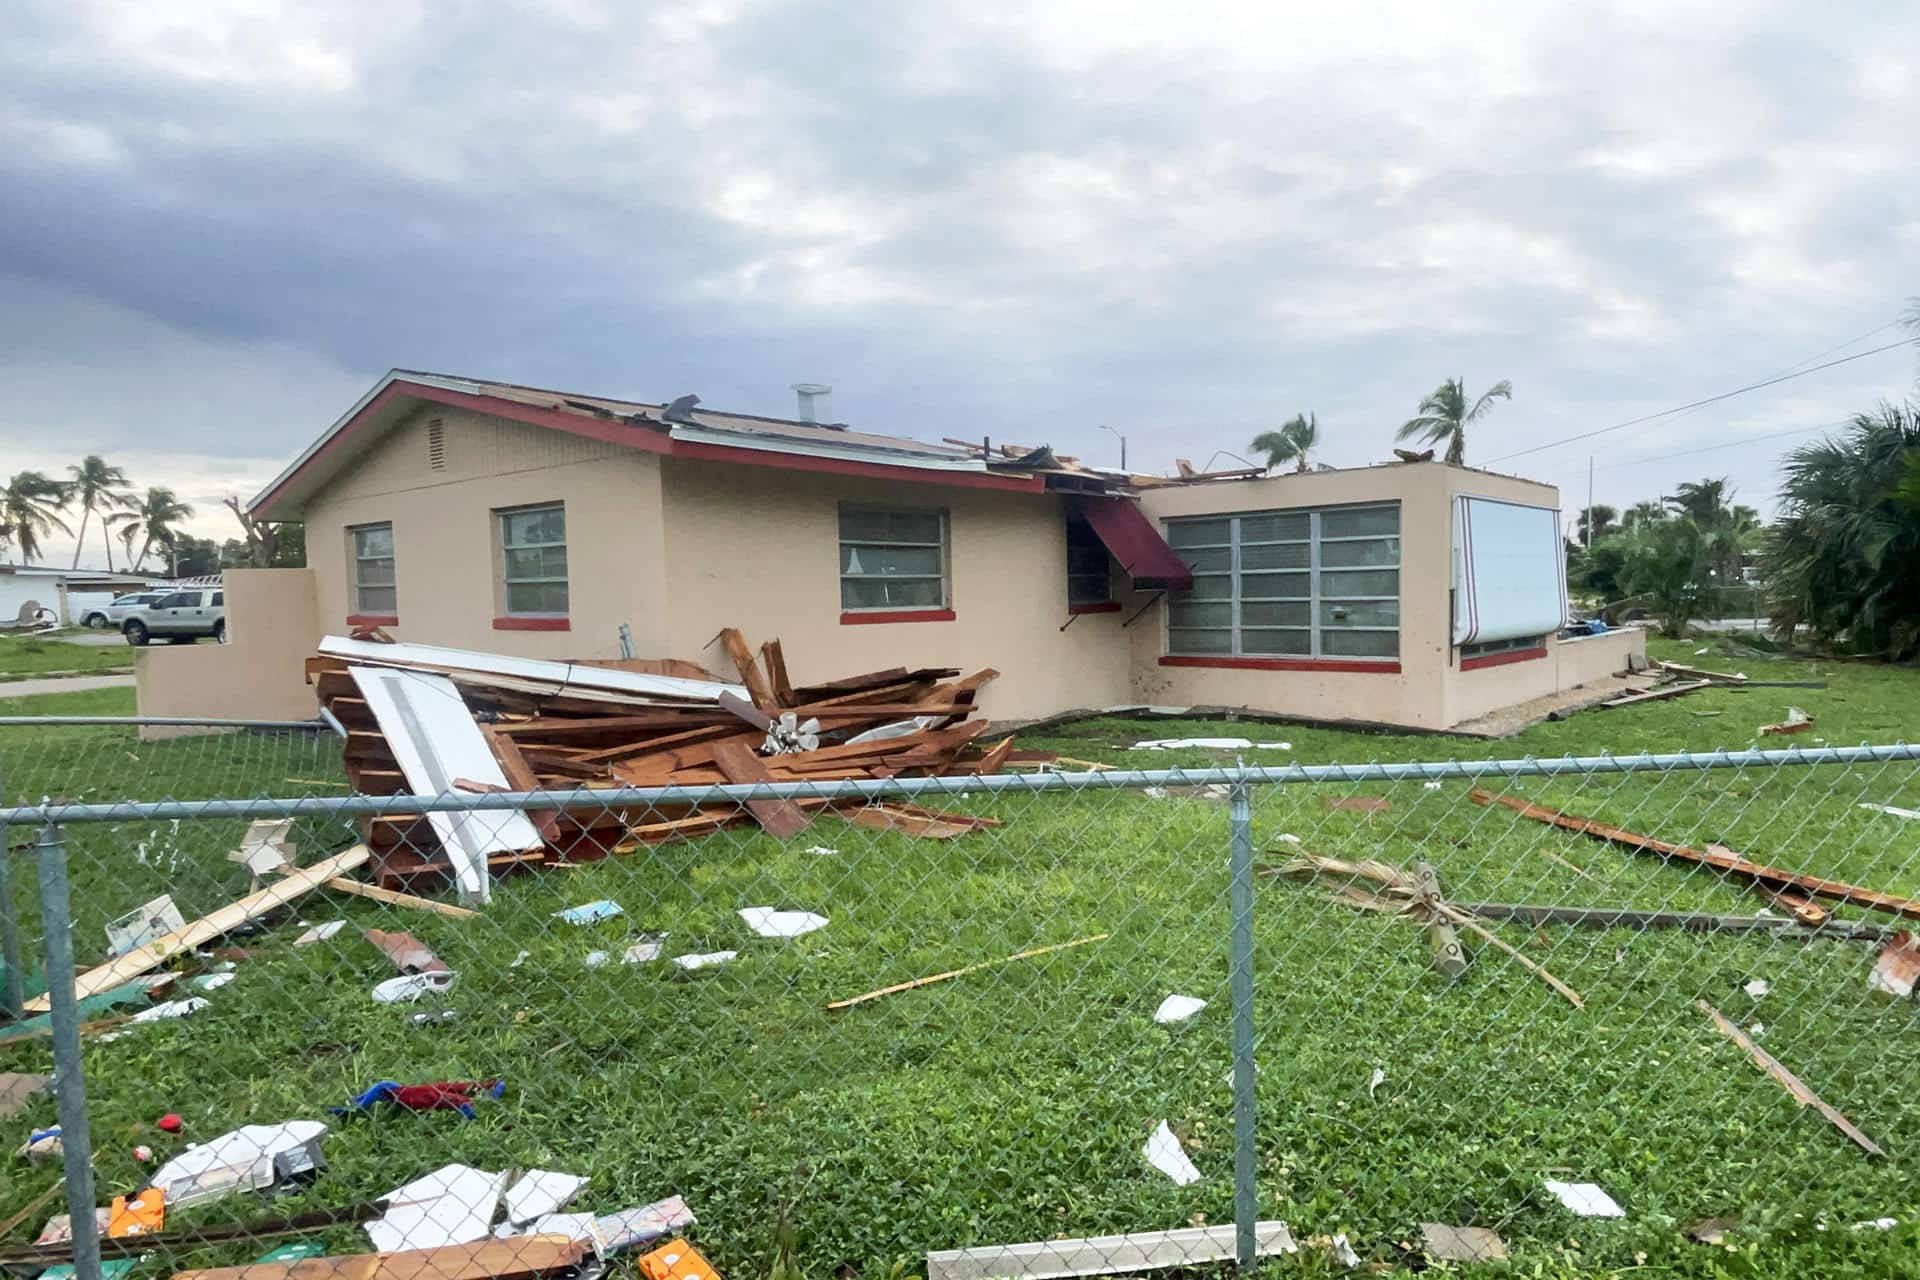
1622,500,1668,531
66,455,132,569
1396,378,1512,465
1,471,73,564
109,487,195,573
1764,402,1920,658
1250,413,1320,473
1575,504,1618,547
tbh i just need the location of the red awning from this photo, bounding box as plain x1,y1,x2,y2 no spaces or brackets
1075,496,1194,591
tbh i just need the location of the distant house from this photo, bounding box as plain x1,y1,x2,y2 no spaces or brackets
147,369,1642,731
0,564,156,628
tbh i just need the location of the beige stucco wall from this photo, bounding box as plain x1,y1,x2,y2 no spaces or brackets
658,458,1134,720
1132,463,1565,730
1444,628,1648,726
300,404,664,659
134,568,322,732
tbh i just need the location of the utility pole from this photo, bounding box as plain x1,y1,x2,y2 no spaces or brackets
1585,456,1595,548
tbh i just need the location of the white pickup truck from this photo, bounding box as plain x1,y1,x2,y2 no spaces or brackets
122,587,226,646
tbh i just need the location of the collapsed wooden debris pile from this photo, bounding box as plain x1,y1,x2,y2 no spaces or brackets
307,629,1053,891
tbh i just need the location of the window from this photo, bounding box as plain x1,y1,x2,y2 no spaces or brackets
839,506,947,612
1165,503,1400,660
1065,517,1112,607
1461,634,1543,660
349,523,397,616
211,591,224,607
498,504,569,615
153,592,194,611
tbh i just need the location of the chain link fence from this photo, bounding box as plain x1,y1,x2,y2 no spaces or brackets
4,721,1920,1278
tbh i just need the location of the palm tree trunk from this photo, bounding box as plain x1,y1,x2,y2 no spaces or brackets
72,505,90,569
103,521,115,572
135,533,152,573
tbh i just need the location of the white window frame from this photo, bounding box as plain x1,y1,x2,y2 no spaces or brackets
1164,502,1401,661
496,502,569,618
349,522,396,617
838,505,950,613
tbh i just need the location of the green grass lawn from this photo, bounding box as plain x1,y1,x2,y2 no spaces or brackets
3,644,1920,1279
0,630,134,681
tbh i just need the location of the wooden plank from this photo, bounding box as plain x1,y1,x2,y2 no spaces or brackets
717,627,777,712
761,638,796,706
926,1222,1297,1280
483,723,561,844
571,656,724,681
1602,679,1711,708
27,845,372,1012
829,934,1108,1010
971,736,1017,777
1654,660,1749,684
170,1233,588,1280
1699,1001,1884,1156
1472,789,1920,922
323,878,478,920
710,740,815,839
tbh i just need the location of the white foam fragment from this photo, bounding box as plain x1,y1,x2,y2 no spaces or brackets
739,907,828,938
1545,1180,1624,1218
1154,994,1208,1024
1144,1120,1202,1185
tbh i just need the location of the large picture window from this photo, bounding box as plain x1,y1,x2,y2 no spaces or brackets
839,506,948,612
1165,503,1400,660
497,503,569,616
349,523,396,616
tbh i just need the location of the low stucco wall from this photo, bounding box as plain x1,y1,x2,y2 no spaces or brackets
1443,627,1648,727
134,569,321,733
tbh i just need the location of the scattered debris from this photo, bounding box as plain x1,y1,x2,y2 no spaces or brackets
340,1080,505,1120
229,820,295,879
925,1222,1297,1280
364,929,449,974
1602,678,1712,708
149,1120,328,1209
16,1125,61,1160
133,1145,153,1163
1153,994,1207,1024
1698,1001,1884,1156
0,1071,49,1119
106,896,186,958
158,1113,183,1133
1143,783,1232,801
107,1189,164,1238
673,951,737,971
583,951,610,968
1870,933,1920,997
527,1196,696,1253
738,907,828,938
554,901,624,926
366,1163,508,1251
127,997,209,1024
193,972,236,992
1860,803,1920,821
827,934,1108,1010
1419,1223,1506,1262
1324,795,1390,814
1544,1180,1625,1218
503,1170,588,1228
1684,1216,1739,1245
1538,847,1598,881
1745,979,1771,999
638,1238,721,1280
173,1233,587,1280
1144,1120,1202,1185
1473,790,1920,922
372,972,456,1004
1443,902,1897,942
1131,737,1290,750
803,845,839,856
1327,1233,1361,1269
1851,1217,1898,1232
1368,1068,1386,1099
294,921,347,946
1760,707,1814,736
623,935,668,964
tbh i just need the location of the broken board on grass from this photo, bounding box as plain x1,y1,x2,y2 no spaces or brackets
350,666,544,905
709,739,813,838
926,1222,1298,1280
172,1233,587,1280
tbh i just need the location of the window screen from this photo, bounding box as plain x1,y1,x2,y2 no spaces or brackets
350,523,395,615
1165,504,1400,660
839,506,948,611
498,504,568,616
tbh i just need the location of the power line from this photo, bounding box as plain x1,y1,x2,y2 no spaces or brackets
1485,336,1915,465
1592,418,1854,473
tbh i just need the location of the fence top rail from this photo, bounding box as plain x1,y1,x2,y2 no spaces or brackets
1,742,1914,826
0,715,331,730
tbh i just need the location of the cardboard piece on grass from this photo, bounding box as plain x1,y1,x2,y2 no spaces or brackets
1544,1180,1625,1218
738,907,828,938
623,934,668,964
1870,932,1920,998
554,900,624,926
37,1207,111,1244
106,895,186,958
505,1170,590,1226
367,1163,509,1252
1144,1120,1201,1185
0,1071,50,1119
673,951,737,971
150,1120,328,1209
1419,1223,1507,1262
373,971,457,1003
229,819,294,877
365,928,450,975
1153,994,1207,1024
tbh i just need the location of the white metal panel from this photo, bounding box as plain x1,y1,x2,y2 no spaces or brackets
350,666,544,904
1451,496,1567,646
323,635,745,703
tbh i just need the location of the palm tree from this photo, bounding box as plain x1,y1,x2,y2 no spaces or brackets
1,471,73,564
1250,413,1320,473
109,487,194,573
1576,504,1618,547
1623,500,1668,530
66,455,133,570
1396,378,1512,465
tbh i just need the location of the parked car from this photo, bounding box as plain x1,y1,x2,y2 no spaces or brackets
122,588,225,646
79,590,166,630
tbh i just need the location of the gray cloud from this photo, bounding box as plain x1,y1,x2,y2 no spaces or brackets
1,0,1916,564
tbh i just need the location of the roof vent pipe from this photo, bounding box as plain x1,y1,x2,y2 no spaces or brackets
792,383,832,424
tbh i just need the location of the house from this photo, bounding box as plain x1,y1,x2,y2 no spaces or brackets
137,369,1643,732
0,565,157,628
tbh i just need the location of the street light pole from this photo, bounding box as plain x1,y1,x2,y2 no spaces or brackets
1098,423,1127,471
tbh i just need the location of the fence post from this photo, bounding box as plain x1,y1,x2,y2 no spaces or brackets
0,756,23,1019
38,822,102,1280
1228,778,1258,1267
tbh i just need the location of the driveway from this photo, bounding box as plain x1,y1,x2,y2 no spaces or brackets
0,673,137,698
58,631,138,648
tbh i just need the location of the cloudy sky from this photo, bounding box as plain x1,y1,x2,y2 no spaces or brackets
2,0,1916,567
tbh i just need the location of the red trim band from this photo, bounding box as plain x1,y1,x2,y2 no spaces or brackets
493,616,571,631
1067,601,1121,615
346,613,399,628
1159,655,1401,673
1460,645,1548,671
840,609,956,626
